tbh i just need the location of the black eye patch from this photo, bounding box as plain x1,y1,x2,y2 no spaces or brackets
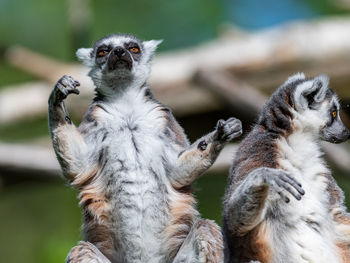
95,45,112,67
125,42,140,49
125,42,142,61
96,45,112,56
328,104,338,124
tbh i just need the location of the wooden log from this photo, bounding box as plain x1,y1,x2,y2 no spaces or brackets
3,17,350,124
322,142,350,172
0,82,50,124
0,143,61,178
2,17,350,176
6,17,350,92
0,141,236,178
194,69,267,117
1,138,348,178
0,81,95,124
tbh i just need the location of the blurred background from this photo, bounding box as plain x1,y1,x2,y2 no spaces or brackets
1,0,350,262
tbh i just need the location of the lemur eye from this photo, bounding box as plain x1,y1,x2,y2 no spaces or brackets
332,111,337,118
97,50,107,57
129,47,140,53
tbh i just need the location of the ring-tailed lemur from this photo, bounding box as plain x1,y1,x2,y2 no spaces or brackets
48,33,243,263
223,73,350,263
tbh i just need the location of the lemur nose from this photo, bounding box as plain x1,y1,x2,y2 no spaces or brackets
114,47,126,58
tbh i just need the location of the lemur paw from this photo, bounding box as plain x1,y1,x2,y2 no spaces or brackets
215,117,243,142
66,241,110,263
50,75,80,104
260,168,305,203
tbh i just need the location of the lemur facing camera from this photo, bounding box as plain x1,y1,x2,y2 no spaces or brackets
223,73,350,263
48,33,243,263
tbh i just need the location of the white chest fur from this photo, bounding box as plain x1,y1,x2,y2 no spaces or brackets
96,88,177,262
272,132,342,263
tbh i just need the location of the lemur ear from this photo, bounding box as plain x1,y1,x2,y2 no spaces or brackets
294,74,329,110
142,40,163,58
284,72,306,86
76,48,94,66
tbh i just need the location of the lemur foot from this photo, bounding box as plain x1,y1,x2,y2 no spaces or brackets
50,75,80,104
196,220,223,263
66,241,111,263
215,117,243,142
259,167,305,203
198,240,210,263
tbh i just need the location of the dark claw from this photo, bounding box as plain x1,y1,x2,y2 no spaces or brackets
276,179,300,201
279,173,305,197
277,190,290,203
72,89,80,95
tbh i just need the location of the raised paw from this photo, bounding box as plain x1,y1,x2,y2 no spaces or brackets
66,241,110,263
215,117,243,142
260,168,305,203
50,75,80,104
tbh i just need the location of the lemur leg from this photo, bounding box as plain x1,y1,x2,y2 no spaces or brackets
334,212,350,235
66,241,111,263
333,210,350,260
224,167,305,236
173,219,224,263
48,75,92,180
171,118,242,188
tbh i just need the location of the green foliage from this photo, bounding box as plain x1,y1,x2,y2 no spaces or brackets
0,61,36,87
0,182,81,263
0,0,71,60
305,0,350,15
194,172,228,224
0,0,225,61
91,0,223,51
0,117,49,142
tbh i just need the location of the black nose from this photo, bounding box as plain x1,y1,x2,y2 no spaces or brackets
114,47,126,58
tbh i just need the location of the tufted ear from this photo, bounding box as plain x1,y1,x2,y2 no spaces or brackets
142,39,163,59
284,72,306,86
294,74,329,110
76,48,94,66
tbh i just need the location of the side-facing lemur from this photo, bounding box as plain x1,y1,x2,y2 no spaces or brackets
223,73,350,263
48,33,243,263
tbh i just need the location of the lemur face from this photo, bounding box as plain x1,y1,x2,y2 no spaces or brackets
291,74,350,143
320,98,350,143
94,35,143,72
76,34,162,90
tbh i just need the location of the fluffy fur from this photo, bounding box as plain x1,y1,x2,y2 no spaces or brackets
223,73,350,263
48,33,243,263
